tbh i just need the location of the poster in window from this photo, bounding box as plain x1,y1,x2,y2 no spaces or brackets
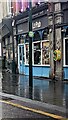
42,41,50,65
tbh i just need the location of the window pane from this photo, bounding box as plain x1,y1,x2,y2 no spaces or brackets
65,39,68,65
33,31,41,41
20,55,22,60
25,34,29,43
42,41,50,65
34,42,41,64
6,50,8,59
25,44,29,64
42,29,48,40
19,47,21,53
22,46,25,64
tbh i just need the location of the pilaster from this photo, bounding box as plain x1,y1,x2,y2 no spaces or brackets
48,2,64,80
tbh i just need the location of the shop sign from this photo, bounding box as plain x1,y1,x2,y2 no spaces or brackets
18,29,23,33
32,21,42,29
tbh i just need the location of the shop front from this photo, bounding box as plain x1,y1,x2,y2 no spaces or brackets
17,14,50,77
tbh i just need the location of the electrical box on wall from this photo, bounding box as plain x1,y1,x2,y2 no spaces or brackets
53,50,61,61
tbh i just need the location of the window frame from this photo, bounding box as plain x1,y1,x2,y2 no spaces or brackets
24,39,50,66
32,40,50,66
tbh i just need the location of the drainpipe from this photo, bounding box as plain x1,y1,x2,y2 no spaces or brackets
52,3,56,79
11,6,16,74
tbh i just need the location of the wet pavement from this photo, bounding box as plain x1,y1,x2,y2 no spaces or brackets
1,71,68,109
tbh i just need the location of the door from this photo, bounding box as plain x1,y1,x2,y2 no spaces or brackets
18,44,25,74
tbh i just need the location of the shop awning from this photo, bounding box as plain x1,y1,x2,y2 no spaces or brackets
2,24,10,37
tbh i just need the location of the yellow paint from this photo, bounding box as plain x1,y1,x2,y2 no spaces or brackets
0,100,67,120
53,50,61,61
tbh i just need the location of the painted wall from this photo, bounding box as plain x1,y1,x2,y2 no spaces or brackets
20,65,50,78
64,67,68,80
19,65,68,80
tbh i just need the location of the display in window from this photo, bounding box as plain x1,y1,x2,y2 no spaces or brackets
8,51,10,59
20,38,24,44
42,30,48,40
10,51,13,59
25,44,29,64
6,50,8,59
34,42,41,64
42,41,50,65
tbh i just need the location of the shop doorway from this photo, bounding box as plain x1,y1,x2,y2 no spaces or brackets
18,44,25,74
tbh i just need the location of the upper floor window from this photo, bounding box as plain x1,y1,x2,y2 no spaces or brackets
55,3,61,12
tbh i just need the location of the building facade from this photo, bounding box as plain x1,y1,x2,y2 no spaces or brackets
1,2,68,80
48,2,68,80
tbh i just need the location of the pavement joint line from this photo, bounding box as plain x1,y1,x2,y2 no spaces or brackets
0,99,65,120
0,92,67,113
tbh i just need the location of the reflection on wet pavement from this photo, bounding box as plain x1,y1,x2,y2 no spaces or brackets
1,72,68,108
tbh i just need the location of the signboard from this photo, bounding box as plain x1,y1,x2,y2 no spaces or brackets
29,31,34,38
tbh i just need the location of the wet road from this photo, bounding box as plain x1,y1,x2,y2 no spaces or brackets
0,99,54,119
0,96,65,119
1,71,68,108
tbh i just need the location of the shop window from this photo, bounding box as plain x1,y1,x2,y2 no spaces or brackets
42,30,48,40
8,36,10,45
10,44,13,60
10,36,12,43
25,44,29,64
18,35,21,44
25,33,29,43
8,48,10,59
6,50,8,59
42,41,50,65
19,47,22,60
65,39,68,65
24,31,50,66
33,31,41,41
22,46,25,64
2,39,5,48
18,35,25,44
5,38,8,45
19,46,21,53
34,42,41,64
65,28,68,37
